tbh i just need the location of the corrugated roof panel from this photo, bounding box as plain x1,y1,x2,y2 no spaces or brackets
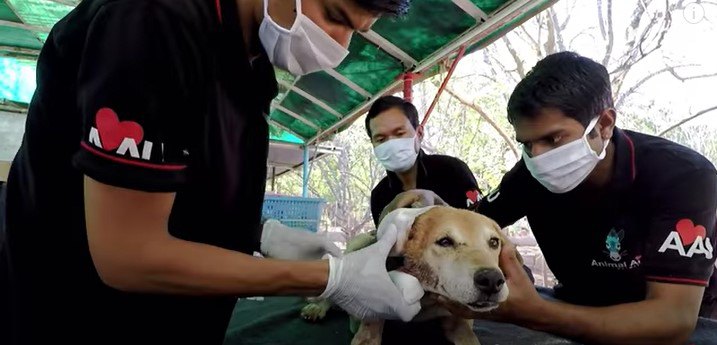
471,0,509,13
0,26,40,50
0,1,21,21
371,0,475,61
279,91,337,129
269,123,304,144
270,109,318,139
6,0,71,28
294,71,366,115
335,35,403,95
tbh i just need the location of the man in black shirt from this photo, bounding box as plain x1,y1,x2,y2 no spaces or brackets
380,52,717,344
368,96,483,226
0,0,425,344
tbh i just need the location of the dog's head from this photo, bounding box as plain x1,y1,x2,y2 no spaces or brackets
398,207,509,312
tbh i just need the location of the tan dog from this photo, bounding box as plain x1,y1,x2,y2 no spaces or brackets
302,206,513,345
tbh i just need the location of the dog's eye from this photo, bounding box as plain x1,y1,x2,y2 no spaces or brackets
436,237,455,247
488,237,500,249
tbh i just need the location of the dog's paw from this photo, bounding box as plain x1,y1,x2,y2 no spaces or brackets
301,302,329,322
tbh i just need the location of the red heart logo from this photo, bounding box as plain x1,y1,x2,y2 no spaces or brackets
95,108,144,151
675,219,706,246
466,190,479,203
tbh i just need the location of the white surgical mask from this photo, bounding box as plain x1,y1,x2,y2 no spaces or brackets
374,136,419,173
523,117,610,194
258,0,350,76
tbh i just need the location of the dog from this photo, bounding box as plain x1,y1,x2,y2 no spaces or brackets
301,206,514,345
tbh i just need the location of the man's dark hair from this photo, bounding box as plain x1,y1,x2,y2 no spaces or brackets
365,95,419,138
507,51,614,128
354,0,411,16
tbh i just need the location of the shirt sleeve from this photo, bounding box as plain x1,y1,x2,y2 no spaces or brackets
643,168,717,286
450,158,482,210
72,2,199,192
370,188,382,228
475,161,529,228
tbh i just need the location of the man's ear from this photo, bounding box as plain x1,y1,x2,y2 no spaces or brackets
416,125,424,141
598,108,616,140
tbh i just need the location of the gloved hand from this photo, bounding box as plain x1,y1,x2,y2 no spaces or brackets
319,224,424,321
377,206,436,256
260,220,342,260
379,189,447,223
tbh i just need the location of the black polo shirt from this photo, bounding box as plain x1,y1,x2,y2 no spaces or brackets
1,0,277,343
477,127,717,308
371,151,483,226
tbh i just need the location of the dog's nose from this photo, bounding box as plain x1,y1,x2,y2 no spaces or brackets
473,268,505,294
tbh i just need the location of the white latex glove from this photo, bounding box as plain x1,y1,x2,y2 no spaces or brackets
260,220,342,260
377,206,436,256
319,224,424,322
379,189,447,223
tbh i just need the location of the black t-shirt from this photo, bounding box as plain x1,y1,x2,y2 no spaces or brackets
478,128,717,308
371,151,482,226
1,0,277,343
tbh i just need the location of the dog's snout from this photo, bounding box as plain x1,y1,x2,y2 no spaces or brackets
473,269,505,294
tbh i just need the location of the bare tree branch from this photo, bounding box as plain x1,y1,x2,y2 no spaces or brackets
502,37,527,79
658,106,717,136
602,0,615,66
615,64,701,108
443,87,520,159
547,7,565,52
559,0,578,31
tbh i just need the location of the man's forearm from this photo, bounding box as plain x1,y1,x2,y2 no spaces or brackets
524,299,694,345
101,235,329,297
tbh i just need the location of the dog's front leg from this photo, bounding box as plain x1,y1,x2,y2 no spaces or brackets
350,320,385,345
441,317,480,345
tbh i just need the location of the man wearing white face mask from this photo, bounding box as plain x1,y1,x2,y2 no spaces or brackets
367,96,485,226
0,0,423,344
380,52,717,344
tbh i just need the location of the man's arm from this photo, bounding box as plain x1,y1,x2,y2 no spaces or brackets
84,176,329,296
529,282,701,345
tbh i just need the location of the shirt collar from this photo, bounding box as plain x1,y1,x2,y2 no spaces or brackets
608,127,637,193
387,150,429,190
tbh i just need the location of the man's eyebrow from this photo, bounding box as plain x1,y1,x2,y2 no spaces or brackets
333,4,358,31
516,130,564,144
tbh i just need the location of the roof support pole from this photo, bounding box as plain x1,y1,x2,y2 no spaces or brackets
402,72,418,102
421,45,466,127
302,145,309,197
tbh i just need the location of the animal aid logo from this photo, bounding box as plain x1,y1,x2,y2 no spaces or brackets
466,189,482,208
658,219,713,259
87,108,155,160
591,228,641,270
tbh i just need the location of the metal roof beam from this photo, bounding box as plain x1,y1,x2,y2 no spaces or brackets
268,119,307,141
0,19,50,34
452,0,488,21
324,69,372,98
0,45,40,57
44,0,79,6
358,30,418,68
276,80,343,119
272,104,322,131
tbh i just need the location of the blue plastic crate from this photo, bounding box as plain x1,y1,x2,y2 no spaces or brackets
262,195,325,232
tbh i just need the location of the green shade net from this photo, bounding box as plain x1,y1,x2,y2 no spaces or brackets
335,35,403,94
371,0,477,61
294,71,366,115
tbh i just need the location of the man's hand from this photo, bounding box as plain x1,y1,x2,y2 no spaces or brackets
320,224,424,321
437,242,545,323
379,189,447,223
260,220,342,260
